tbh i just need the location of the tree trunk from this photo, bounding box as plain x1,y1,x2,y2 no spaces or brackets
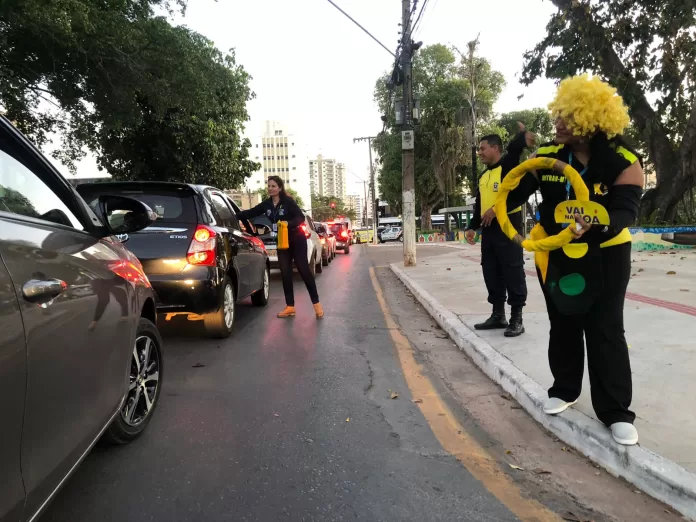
420,207,433,231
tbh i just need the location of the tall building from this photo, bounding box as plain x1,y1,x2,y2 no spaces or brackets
308,155,346,201
243,121,311,210
345,194,363,224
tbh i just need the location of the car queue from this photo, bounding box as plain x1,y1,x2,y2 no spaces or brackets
0,115,351,522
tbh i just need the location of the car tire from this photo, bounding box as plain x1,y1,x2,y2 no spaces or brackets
251,266,270,307
309,253,316,277
399,235,403,242
344,245,350,255
204,276,236,338
322,253,329,266
103,317,163,445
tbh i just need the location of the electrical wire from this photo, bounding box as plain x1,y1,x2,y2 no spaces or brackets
411,0,430,36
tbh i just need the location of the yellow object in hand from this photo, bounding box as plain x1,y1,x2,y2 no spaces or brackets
277,221,290,250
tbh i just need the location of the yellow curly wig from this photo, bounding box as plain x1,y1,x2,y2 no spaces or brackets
548,74,630,138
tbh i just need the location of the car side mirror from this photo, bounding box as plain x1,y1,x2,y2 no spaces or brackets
96,195,156,237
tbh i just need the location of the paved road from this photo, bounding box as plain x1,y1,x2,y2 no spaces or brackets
44,245,519,522
43,244,675,522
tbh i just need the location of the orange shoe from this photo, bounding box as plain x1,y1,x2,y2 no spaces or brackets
313,303,324,319
277,306,296,318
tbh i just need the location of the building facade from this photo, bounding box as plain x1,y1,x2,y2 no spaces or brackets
308,155,346,201
243,121,311,210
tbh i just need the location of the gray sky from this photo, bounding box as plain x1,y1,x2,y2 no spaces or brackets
58,0,560,194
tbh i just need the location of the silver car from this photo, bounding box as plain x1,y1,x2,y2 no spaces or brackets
0,116,163,522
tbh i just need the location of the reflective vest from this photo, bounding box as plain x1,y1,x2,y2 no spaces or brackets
479,165,521,216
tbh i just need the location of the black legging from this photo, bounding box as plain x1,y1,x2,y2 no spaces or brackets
542,242,635,426
278,234,319,306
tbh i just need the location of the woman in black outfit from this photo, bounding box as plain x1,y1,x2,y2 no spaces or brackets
236,176,323,319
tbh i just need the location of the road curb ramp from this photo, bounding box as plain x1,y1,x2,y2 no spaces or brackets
391,262,696,521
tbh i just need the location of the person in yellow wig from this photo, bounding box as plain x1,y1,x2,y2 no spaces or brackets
503,75,644,445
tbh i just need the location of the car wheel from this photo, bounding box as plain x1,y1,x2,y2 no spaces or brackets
322,253,329,266
103,318,163,444
204,276,236,338
309,253,316,277
251,266,270,307
344,245,350,255
399,235,403,242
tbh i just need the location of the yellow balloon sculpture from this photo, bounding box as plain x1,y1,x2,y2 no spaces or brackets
494,157,589,252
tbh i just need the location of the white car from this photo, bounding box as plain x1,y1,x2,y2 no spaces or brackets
251,214,324,276
380,226,403,243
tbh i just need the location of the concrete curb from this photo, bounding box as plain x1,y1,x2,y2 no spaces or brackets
391,262,696,521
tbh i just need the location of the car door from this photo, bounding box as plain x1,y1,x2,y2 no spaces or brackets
0,255,26,522
0,124,133,517
226,197,266,292
209,191,253,298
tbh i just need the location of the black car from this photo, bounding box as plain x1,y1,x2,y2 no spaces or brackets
76,182,270,338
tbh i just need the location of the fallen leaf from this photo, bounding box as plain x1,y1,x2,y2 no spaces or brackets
533,468,552,475
561,447,568,452
446,267,452,271
411,398,423,404
390,391,399,400
506,450,512,455
273,413,280,417
681,257,687,260
511,405,523,410
634,490,642,495
192,363,206,368
667,271,677,275
638,268,645,272
509,464,524,471
664,509,672,514
631,273,637,277
303,437,314,444
500,393,512,401
346,417,350,422
562,513,582,522
681,289,690,292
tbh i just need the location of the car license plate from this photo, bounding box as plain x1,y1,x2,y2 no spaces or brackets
267,249,277,257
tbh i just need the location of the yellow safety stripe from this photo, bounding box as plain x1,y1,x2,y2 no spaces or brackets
613,145,638,165
600,227,632,248
536,144,564,156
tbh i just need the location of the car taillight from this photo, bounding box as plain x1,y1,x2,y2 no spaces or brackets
187,225,217,266
250,237,266,251
300,223,311,239
341,230,349,239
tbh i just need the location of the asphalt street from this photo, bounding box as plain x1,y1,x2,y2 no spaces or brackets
43,245,520,522
42,244,676,522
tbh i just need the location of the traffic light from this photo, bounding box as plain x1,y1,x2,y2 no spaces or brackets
330,202,336,209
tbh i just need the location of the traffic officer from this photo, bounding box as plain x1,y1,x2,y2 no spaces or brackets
465,123,535,337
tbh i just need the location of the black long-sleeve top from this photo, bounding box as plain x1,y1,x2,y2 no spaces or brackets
236,194,306,235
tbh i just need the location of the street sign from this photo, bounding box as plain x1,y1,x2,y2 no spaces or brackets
402,130,414,150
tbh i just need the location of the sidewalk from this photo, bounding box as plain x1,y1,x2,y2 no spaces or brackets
391,244,696,520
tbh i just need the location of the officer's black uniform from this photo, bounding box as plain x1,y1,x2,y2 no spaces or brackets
468,132,529,336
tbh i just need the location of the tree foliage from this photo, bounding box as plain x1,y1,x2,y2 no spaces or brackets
0,0,258,188
310,194,356,222
374,42,506,229
521,0,696,222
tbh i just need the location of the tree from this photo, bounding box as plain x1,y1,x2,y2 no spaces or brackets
0,0,258,188
497,109,555,145
310,194,356,222
374,43,506,229
521,0,696,223
256,187,305,209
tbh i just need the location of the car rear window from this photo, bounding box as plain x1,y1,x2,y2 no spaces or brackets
78,186,197,223
329,224,345,235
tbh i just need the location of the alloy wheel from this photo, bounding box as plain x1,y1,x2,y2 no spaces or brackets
122,334,160,427
223,284,235,329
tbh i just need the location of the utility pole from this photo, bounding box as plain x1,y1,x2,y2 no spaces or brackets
353,136,379,245
401,0,417,266
363,181,369,228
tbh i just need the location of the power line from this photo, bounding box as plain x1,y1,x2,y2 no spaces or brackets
412,0,432,36
325,0,395,57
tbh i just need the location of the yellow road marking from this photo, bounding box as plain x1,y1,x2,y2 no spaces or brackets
369,267,561,522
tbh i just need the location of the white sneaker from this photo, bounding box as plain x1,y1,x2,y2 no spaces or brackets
543,397,578,415
611,422,639,446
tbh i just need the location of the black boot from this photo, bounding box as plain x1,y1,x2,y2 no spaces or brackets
504,306,525,337
474,304,508,330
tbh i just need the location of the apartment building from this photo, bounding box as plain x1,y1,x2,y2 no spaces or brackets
308,155,346,201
